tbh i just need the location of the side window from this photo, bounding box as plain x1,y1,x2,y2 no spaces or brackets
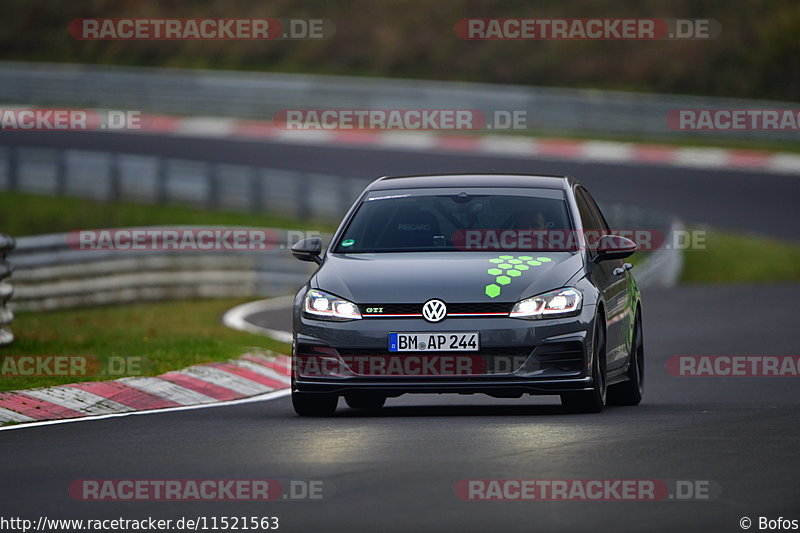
575,187,603,254
581,188,611,234
575,188,600,232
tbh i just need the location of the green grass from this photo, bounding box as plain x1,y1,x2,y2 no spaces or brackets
0,298,290,392
0,192,337,237
681,229,800,283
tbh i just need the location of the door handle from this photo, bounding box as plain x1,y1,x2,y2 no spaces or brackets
613,266,625,276
623,262,633,271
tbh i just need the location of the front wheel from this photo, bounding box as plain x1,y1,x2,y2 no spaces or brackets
561,319,607,413
292,392,338,417
608,310,644,406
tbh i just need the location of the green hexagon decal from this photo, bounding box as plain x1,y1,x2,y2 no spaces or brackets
485,284,501,298
483,255,553,298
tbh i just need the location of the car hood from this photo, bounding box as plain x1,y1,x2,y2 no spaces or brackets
313,252,584,303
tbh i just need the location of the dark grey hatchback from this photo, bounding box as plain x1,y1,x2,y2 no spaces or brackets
290,173,644,416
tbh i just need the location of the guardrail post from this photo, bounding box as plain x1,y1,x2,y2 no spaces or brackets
250,166,264,212
55,149,67,196
338,176,353,216
155,157,168,204
296,172,310,220
207,162,219,209
108,153,121,201
0,234,16,347
7,146,18,191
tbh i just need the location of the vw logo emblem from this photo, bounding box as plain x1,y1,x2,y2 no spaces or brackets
422,299,447,323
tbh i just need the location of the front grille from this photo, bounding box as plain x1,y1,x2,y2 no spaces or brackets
335,347,533,376
360,302,513,317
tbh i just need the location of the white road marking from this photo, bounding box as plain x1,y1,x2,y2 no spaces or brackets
768,153,800,174
377,132,437,149
674,148,729,168
273,129,336,144
222,297,293,343
581,141,636,162
479,135,537,156
176,117,236,137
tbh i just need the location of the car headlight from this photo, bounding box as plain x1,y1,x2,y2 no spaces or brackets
510,288,582,319
304,289,362,320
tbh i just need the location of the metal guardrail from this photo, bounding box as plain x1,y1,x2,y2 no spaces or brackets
0,145,366,221
9,228,316,311
0,234,15,345
0,61,798,142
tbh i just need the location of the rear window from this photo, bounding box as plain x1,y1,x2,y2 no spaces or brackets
333,187,574,253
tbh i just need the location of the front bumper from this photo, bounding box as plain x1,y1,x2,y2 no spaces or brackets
293,303,597,397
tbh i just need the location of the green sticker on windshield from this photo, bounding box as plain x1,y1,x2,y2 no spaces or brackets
484,254,552,298
341,239,355,247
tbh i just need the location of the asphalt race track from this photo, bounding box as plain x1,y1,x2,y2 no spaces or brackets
1,284,799,532
1,131,799,240
1,132,799,532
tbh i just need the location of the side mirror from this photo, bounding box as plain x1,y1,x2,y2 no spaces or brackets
594,234,637,262
291,237,322,264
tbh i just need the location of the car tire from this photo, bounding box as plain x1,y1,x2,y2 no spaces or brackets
608,310,644,406
292,392,338,417
561,318,607,413
345,393,386,409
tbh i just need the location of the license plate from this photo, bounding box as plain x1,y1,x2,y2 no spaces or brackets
388,332,479,352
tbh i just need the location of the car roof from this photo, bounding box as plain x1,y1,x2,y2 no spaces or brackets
367,173,577,191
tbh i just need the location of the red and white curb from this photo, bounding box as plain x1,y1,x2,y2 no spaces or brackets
0,350,291,427
125,113,800,176
4,105,798,174
3,104,799,174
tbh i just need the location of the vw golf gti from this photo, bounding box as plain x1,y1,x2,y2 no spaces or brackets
290,173,644,416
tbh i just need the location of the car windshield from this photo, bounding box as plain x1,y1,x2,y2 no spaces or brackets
333,187,574,253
